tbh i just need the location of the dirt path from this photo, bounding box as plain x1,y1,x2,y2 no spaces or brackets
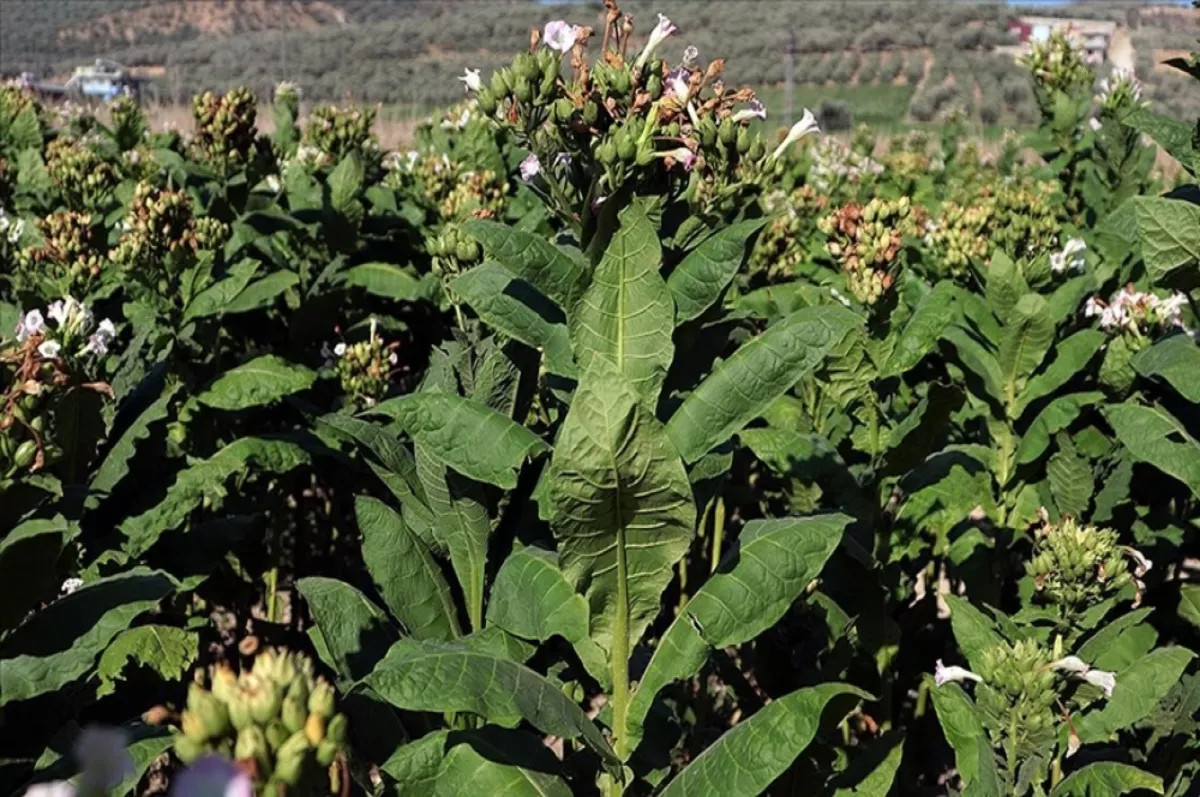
1108,25,1135,74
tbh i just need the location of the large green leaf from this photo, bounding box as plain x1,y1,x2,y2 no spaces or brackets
316,413,430,527
1049,762,1163,797
999,294,1054,410
0,517,69,632
1015,392,1103,466
182,259,259,322
626,515,850,751
382,728,572,797
667,217,769,323
224,271,300,314
545,357,695,675
569,203,674,402
89,381,180,501
1133,196,1200,284
1014,330,1106,418
194,355,315,411
0,570,174,705
342,262,424,300
1076,647,1196,743
120,438,312,557
883,281,960,377
830,731,904,797
930,681,1001,797
666,306,860,463
1124,109,1196,174
356,496,460,641
944,326,1004,407
657,684,870,797
370,392,549,489
1047,434,1092,519
367,639,617,764
1105,403,1200,497
1180,585,1200,633
945,596,1005,669
451,262,575,377
463,220,588,310
96,625,198,698
1133,334,1200,403
296,576,398,683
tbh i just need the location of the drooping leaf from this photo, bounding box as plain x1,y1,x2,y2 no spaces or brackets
194,355,315,411
182,259,259,322
370,392,549,489
316,413,430,527
120,438,312,557
1105,403,1200,497
382,728,573,797
999,294,1054,409
1132,196,1200,284
367,639,617,764
1046,434,1092,519
96,625,198,697
884,281,960,377
356,496,460,641
89,381,181,502
1076,647,1196,743
1049,763,1163,797
463,220,588,310
0,517,69,632
1014,330,1106,418
569,203,674,402
930,681,1002,797
0,570,174,705
667,306,861,463
296,576,398,683
667,217,769,323
1015,392,1103,466
1077,609,1156,672
830,731,905,797
1133,334,1200,403
657,684,871,797
224,271,300,314
342,262,424,301
944,326,1004,407
944,596,1005,669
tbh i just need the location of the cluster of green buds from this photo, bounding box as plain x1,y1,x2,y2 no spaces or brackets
922,202,990,278
881,148,935,182
16,210,109,295
107,94,147,150
1022,30,1094,114
465,4,787,221
110,181,227,277
192,86,260,175
324,319,399,406
817,197,918,305
984,179,1060,258
974,640,1059,753
428,223,483,284
0,80,42,130
269,82,302,159
174,648,348,795
440,169,509,221
1028,515,1139,615
303,103,381,166
747,186,827,285
45,137,121,210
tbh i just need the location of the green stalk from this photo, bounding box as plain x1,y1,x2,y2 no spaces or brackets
709,497,726,574
266,567,279,624
609,524,631,787
468,570,484,633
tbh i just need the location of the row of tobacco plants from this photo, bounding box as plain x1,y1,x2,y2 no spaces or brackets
1,4,1199,795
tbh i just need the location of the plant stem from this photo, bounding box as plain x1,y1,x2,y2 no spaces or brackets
266,567,279,624
709,496,726,574
610,525,632,778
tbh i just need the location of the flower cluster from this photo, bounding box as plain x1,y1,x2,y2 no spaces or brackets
192,86,261,175
818,196,918,306
806,137,884,196
303,103,381,166
1095,67,1145,115
1084,286,1188,337
15,297,116,360
16,210,109,295
45,137,121,210
109,181,228,278
1049,237,1086,275
0,204,26,245
1028,515,1141,615
1022,30,1094,104
174,648,348,793
747,185,828,285
324,319,399,406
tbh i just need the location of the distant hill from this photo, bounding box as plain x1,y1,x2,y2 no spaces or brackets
2,0,1196,128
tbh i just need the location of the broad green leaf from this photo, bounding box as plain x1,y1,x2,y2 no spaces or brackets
1049,762,1163,797
1133,334,1200,403
96,625,198,697
0,517,68,632
414,443,491,631
897,462,996,542
1015,392,1103,466
1047,434,1092,519
120,438,312,557
182,259,259,322
0,570,174,705
370,392,549,489
657,684,870,797
296,576,398,682
1077,647,1196,743
382,728,572,797
569,203,674,401
90,381,180,500
1105,403,1200,497
884,281,960,377
343,262,423,300
944,326,1004,408
831,731,904,797
367,639,617,764
451,262,575,378
316,413,430,527
546,357,695,680
930,681,1002,796
1133,197,1200,284
945,596,1005,669
1015,330,1106,418
356,496,460,641
114,727,174,797
224,270,300,314
999,294,1054,409
195,355,315,411
1180,585,1200,633
463,220,588,310
329,152,365,212
1124,109,1195,173
667,306,861,463
985,250,1027,324
626,515,850,750
1077,609,1156,672
667,217,769,323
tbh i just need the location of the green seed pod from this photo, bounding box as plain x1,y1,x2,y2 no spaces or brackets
736,126,752,155
476,90,498,117
513,78,533,105
308,679,335,719
749,139,766,161
325,713,348,746
635,141,656,166
265,720,290,752
305,712,326,746
646,74,663,99
281,696,307,734
174,735,207,766
617,134,636,163
491,70,509,97
698,117,717,148
12,440,37,470
274,751,306,788
277,729,311,761
718,118,737,147
250,680,284,725
597,140,618,167
188,686,231,740
315,739,339,768
553,97,574,122
228,694,254,732
235,725,271,775
582,101,600,126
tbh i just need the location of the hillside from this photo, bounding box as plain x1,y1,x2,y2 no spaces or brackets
2,0,1197,128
